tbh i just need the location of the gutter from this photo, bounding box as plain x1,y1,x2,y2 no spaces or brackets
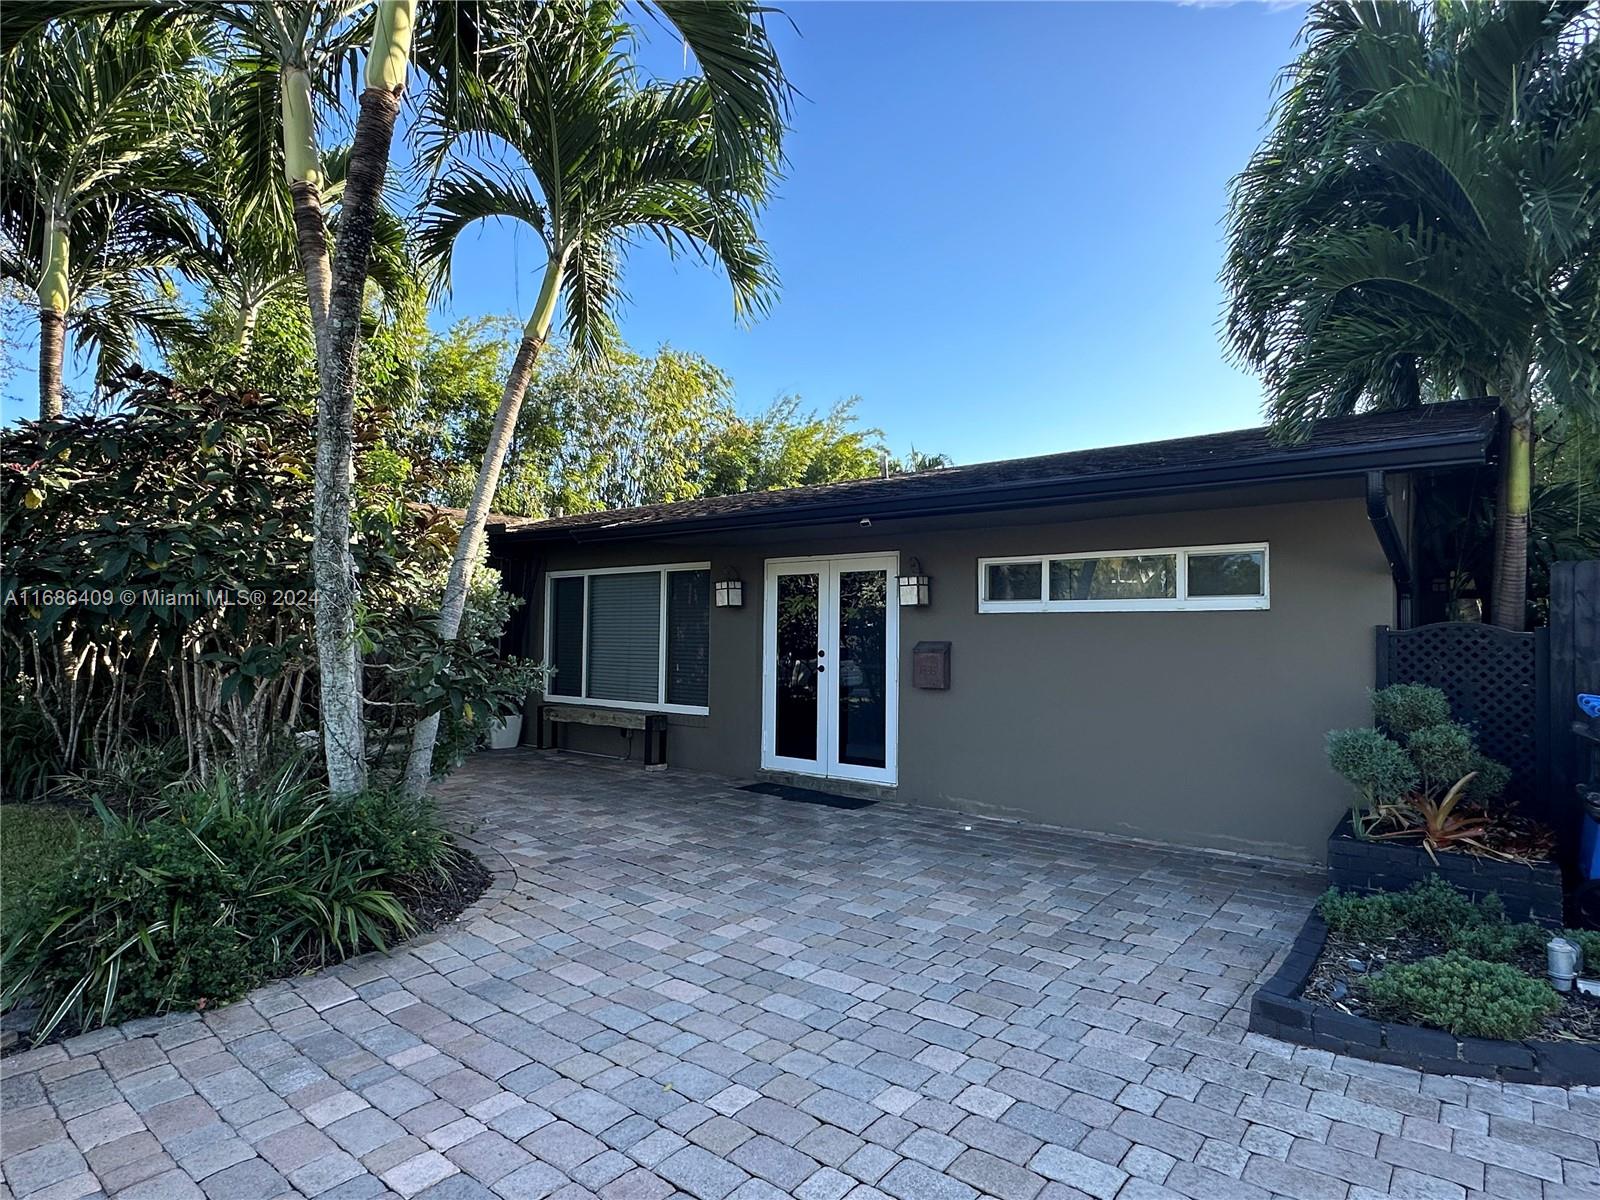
1365,470,1414,629
496,426,1495,548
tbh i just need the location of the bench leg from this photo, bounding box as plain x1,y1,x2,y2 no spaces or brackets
645,716,668,770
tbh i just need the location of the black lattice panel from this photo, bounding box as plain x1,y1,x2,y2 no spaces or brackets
1379,622,1541,802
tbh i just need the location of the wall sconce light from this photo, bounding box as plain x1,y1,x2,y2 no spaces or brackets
714,571,744,608
897,558,931,607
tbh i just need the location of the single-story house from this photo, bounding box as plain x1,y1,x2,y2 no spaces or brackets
486,400,1501,862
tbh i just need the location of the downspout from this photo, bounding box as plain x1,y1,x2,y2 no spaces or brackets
1366,470,1414,629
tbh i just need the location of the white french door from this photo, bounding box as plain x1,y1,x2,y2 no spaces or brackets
761,554,899,785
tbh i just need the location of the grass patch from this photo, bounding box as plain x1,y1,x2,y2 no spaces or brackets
1,805,83,926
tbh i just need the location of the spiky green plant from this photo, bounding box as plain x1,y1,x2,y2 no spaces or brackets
1225,2,1600,629
0,16,210,416
401,0,790,793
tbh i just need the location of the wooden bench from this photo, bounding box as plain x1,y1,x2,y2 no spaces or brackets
535,704,669,768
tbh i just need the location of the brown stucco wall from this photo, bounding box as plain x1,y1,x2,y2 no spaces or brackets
505,487,1395,862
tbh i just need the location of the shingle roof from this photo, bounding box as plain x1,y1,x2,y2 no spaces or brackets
494,400,1499,544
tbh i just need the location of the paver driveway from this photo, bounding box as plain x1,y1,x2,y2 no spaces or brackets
3,752,1597,1200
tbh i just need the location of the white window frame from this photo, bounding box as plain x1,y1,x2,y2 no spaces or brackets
544,562,712,714
976,542,1270,613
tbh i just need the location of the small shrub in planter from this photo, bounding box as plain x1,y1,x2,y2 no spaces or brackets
1325,728,1418,838
1327,684,1518,854
1371,683,1451,738
1317,876,1480,940
1365,951,1562,1040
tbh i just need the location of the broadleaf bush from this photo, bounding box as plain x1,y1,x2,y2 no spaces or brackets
0,764,460,1041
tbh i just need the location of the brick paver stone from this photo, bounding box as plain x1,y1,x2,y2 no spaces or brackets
2,753,1596,1200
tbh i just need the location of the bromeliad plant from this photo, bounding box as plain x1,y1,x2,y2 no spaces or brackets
1328,684,1514,855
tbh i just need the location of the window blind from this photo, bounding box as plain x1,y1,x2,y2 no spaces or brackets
548,576,585,696
586,572,661,703
666,569,710,707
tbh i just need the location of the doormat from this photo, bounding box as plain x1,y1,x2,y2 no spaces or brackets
739,782,877,810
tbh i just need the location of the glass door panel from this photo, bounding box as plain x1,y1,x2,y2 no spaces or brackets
773,570,821,763
764,556,897,785
835,569,887,769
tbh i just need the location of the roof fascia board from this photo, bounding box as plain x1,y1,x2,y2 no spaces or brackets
497,428,1495,547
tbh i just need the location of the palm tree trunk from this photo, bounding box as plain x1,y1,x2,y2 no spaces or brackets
1489,388,1533,631
401,255,566,795
37,214,68,420
234,300,260,368
38,310,65,420
282,64,330,361
309,0,414,796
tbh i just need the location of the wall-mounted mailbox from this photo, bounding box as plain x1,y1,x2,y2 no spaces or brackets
912,640,951,690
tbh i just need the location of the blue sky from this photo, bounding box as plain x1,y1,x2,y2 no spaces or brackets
12,3,1312,461
442,1,1310,464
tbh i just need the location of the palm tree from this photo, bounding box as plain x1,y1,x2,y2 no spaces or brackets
192,143,412,370
401,0,788,793
1223,1,1600,629
0,16,208,417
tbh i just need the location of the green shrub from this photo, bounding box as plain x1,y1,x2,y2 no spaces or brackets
1463,755,1512,804
1328,728,1419,830
1451,921,1549,964
1317,877,1481,940
1,767,455,1041
1371,684,1452,738
0,805,83,924
1565,928,1600,968
1366,951,1561,1039
1406,722,1478,792
319,789,454,882
1318,888,1405,938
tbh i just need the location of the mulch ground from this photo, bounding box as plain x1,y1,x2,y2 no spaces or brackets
1303,926,1600,1043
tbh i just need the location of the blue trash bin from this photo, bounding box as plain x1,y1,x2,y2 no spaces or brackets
1579,695,1600,882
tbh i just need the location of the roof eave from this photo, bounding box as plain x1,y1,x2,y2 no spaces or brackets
495,424,1496,547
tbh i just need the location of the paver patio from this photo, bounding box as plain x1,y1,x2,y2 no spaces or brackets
3,751,1597,1200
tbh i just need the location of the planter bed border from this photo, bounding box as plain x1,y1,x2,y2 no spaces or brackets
1248,913,1600,1086
1326,812,1564,927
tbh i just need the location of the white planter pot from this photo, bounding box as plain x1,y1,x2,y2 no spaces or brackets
488,714,523,750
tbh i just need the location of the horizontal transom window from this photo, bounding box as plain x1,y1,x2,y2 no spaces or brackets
546,563,711,713
978,544,1268,612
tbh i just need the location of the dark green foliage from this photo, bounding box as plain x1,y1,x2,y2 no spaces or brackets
1327,728,1418,804
2,372,540,794
1406,723,1479,793
1566,928,1600,968
1463,756,1514,804
1320,877,1600,1011
0,689,58,804
1,767,455,1040
1450,921,1550,965
1371,685,1451,739
318,789,454,882
1366,952,1561,1040
1317,876,1480,940
1327,685,1511,830
1327,725,1419,837
0,805,83,924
